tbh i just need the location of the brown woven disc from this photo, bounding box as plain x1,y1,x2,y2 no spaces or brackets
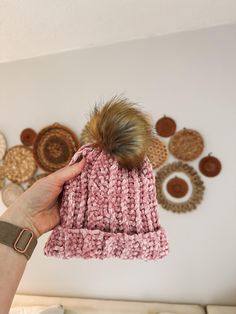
0,165,5,189
33,123,79,172
166,176,189,198
1,182,24,207
3,145,37,183
146,137,168,169
169,128,204,161
155,116,177,137
155,161,205,213
0,131,7,160
199,153,222,177
27,172,50,188
20,128,37,146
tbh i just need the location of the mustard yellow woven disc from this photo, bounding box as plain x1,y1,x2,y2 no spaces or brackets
146,137,168,169
0,132,7,161
168,128,204,161
4,145,37,183
1,182,24,207
0,165,5,189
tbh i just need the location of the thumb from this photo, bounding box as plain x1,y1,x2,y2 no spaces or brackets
48,158,86,187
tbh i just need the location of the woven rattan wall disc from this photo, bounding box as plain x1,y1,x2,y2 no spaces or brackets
20,128,37,146
155,115,177,137
166,176,189,198
3,145,37,183
155,161,205,213
199,153,222,177
1,182,24,207
168,128,204,161
146,137,168,169
0,132,7,160
0,165,5,189
33,123,79,172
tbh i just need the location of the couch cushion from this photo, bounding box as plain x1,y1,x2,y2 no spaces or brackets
207,305,236,314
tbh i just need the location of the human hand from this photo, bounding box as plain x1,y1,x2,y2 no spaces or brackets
0,158,86,238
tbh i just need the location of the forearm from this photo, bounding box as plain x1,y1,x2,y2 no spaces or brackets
0,206,36,314
0,243,27,314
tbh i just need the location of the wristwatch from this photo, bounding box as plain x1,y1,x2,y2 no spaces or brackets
0,220,37,260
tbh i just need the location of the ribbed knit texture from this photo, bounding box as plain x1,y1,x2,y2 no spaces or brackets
44,143,169,260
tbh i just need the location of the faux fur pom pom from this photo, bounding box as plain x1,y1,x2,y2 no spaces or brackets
80,96,153,170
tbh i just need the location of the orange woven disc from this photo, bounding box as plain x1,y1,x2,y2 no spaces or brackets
166,176,189,198
199,153,222,177
146,137,168,169
169,128,204,161
155,116,177,137
20,128,37,146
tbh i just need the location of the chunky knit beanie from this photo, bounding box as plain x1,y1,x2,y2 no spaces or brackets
44,97,169,260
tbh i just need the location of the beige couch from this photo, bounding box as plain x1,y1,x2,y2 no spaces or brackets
12,294,236,314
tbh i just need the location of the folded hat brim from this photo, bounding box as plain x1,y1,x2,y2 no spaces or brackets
44,225,169,261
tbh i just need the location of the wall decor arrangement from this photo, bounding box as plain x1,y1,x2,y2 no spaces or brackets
0,123,80,207
0,113,222,213
150,115,222,213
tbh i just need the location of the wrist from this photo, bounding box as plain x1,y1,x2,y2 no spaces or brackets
0,205,40,239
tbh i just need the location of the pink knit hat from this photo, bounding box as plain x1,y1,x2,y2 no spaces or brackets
44,142,169,260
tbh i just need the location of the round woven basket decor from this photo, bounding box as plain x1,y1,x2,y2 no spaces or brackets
155,161,205,213
0,165,5,190
0,131,7,161
1,182,24,207
20,128,37,146
146,137,168,169
3,145,37,183
199,153,222,177
166,176,189,198
155,115,177,137
33,123,80,172
168,128,204,161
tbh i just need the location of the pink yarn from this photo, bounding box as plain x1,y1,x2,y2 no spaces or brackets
44,143,169,260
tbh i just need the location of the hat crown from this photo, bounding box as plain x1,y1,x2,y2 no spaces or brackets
44,143,169,260
62,144,160,235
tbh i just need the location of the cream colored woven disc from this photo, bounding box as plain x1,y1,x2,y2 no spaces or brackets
4,145,37,183
0,132,7,160
146,137,168,169
1,182,24,207
0,165,5,189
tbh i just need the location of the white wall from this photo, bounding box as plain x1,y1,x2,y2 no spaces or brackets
0,24,236,305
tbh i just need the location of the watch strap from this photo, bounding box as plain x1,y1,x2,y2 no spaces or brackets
0,220,37,260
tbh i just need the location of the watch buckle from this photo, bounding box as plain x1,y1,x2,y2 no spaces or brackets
13,228,34,254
